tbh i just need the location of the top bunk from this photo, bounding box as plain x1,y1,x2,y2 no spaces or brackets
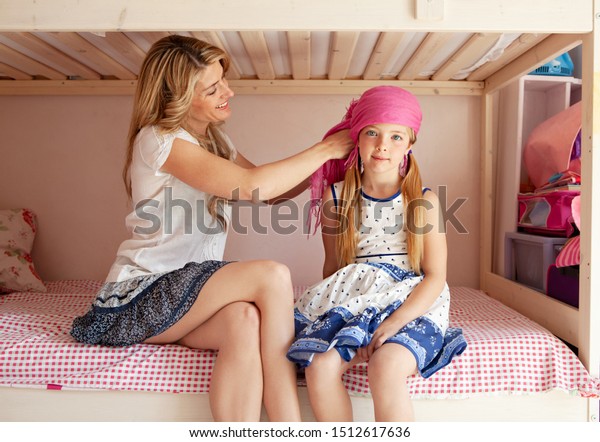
0,0,593,96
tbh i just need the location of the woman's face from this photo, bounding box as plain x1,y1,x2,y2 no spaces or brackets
186,61,234,134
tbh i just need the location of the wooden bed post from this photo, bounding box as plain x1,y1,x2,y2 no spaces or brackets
480,91,495,287
579,1,600,419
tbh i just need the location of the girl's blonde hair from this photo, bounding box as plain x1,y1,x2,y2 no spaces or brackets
336,128,425,274
124,35,232,229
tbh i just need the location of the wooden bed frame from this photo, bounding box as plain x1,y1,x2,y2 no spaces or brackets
0,387,588,422
0,0,598,422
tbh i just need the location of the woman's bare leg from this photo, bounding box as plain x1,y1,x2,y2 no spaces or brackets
368,344,417,422
145,260,300,421
304,349,355,421
176,302,263,421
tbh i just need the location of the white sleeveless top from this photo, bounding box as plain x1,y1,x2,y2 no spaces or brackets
106,125,236,282
332,182,423,271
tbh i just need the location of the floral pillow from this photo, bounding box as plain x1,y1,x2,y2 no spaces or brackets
0,208,46,293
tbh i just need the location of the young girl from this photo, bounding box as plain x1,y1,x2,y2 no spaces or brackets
287,86,467,421
70,35,352,422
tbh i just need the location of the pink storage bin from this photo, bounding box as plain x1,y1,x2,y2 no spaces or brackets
517,190,580,237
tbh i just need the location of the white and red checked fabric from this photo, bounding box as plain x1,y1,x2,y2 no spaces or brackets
1,282,598,398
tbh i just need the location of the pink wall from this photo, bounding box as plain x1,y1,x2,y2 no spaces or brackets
0,93,480,287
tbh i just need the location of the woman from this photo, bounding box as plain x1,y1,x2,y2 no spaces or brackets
71,35,352,422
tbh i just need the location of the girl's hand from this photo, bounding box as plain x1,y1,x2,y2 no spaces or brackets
362,319,403,359
321,129,353,160
347,351,368,367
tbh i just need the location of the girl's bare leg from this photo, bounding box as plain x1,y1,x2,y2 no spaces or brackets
368,344,417,422
176,302,263,421
145,260,300,421
304,349,355,421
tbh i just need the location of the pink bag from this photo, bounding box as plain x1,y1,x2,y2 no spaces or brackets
523,101,581,189
517,190,579,237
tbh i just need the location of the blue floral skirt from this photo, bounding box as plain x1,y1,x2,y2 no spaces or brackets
71,260,229,346
287,262,467,378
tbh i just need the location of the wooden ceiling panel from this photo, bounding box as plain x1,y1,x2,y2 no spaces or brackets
0,30,575,94
34,32,136,79
239,31,276,80
328,32,359,80
0,32,101,79
0,42,66,79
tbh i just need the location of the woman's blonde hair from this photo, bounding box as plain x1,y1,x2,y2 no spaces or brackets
124,35,232,228
336,128,425,274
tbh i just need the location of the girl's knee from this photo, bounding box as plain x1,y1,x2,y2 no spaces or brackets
368,345,417,380
306,350,344,380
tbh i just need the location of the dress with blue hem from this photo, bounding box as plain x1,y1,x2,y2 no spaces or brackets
287,183,467,378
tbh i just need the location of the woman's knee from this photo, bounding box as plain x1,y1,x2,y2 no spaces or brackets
247,260,294,303
259,260,292,288
220,302,261,343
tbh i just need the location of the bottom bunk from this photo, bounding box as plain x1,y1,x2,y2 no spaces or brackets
1,281,598,421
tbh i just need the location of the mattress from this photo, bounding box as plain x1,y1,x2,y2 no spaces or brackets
1,281,598,399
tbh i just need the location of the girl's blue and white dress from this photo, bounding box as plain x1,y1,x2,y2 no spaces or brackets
287,183,467,378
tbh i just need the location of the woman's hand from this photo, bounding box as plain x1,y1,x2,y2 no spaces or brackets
320,129,353,160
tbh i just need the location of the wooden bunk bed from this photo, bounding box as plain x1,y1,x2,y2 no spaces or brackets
0,0,599,422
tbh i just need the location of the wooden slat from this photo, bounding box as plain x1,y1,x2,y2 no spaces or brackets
0,385,590,422
484,272,579,346
0,42,66,79
190,31,242,80
480,91,495,287
484,33,582,95
432,33,501,81
0,61,31,79
363,32,406,80
239,31,275,80
0,79,136,95
38,32,136,79
0,0,592,33
398,32,455,80
0,32,101,79
467,33,550,81
125,32,171,53
79,32,146,75
286,31,310,80
328,31,359,80
228,79,483,95
578,0,600,381
0,79,484,96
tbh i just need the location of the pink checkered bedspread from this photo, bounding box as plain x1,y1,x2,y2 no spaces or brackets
1,281,598,398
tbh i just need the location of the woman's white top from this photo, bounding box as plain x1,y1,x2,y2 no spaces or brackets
106,125,236,282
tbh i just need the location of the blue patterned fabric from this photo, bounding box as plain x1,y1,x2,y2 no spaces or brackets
288,298,467,379
289,181,467,379
71,260,229,346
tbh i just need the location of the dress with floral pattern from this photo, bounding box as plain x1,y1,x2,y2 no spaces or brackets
287,183,467,378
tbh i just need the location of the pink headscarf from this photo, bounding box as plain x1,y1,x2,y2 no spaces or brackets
308,86,422,232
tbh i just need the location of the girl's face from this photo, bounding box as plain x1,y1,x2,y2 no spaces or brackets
358,123,412,176
186,61,234,134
